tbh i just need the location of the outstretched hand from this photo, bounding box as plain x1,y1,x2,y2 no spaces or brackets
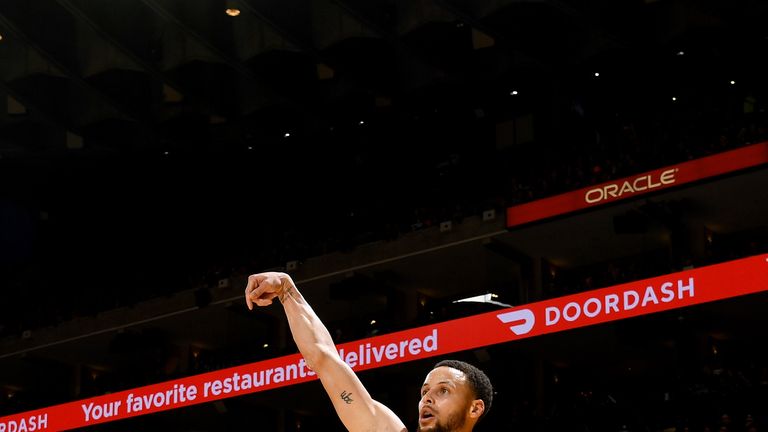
244,272,293,310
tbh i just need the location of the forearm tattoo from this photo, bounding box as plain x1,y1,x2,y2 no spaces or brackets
278,283,295,303
340,391,354,404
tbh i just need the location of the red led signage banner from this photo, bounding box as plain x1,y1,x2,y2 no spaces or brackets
2,254,767,431
506,141,768,228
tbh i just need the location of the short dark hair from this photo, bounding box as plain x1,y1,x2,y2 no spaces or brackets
433,359,493,419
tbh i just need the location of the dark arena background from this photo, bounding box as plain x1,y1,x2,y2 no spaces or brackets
1,0,767,431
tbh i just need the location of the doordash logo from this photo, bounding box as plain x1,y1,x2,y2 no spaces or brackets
496,278,697,337
496,309,536,335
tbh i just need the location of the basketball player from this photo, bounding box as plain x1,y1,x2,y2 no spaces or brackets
245,271,493,432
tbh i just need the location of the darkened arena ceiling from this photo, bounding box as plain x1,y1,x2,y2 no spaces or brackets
0,0,766,331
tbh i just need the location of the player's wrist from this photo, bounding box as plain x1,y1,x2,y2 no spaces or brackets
277,274,296,304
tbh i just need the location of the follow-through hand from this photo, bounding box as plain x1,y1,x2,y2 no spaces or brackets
244,272,290,310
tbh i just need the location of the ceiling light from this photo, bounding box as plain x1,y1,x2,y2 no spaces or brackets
453,293,511,308
672,97,677,101
594,72,600,77
510,90,518,96
730,80,736,85
263,343,269,348
370,320,376,325
283,132,290,138
225,8,241,17
676,51,684,56
358,120,365,125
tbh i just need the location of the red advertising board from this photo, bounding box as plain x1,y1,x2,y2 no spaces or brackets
2,254,767,431
506,141,768,228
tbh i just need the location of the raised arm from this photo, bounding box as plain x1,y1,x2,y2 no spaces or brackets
245,272,407,432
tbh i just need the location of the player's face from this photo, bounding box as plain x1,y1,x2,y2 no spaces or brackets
417,367,474,432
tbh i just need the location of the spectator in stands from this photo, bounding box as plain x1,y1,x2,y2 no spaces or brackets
245,272,494,432
745,414,756,431
720,413,733,432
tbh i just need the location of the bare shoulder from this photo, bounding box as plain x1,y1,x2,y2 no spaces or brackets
366,428,406,432
363,425,407,432
369,400,408,432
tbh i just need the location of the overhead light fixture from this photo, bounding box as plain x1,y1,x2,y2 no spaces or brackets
358,120,365,125
225,8,241,17
594,72,600,77
453,293,511,308
730,80,736,85
672,97,677,101
676,51,684,56
283,132,290,138
263,343,269,348
370,320,376,325
510,90,518,96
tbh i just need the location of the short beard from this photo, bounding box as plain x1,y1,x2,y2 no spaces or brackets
416,410,467,432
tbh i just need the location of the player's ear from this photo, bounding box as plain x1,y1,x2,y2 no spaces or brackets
469,399,485,420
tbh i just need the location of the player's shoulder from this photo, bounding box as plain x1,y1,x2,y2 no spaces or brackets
362,427,407,432
368,400,408,432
